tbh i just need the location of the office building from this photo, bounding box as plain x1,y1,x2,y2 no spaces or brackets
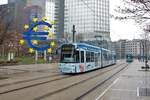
125,39,141,57
7,0,64,38
7,0,110,42
25,0,64,38
112,40,126,59
64,0,110,41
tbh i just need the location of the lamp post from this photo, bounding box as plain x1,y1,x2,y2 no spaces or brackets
8,43,14,61
140,40,145,62
72,25,76,43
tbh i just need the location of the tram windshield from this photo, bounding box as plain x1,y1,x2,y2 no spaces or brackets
60,44,79,63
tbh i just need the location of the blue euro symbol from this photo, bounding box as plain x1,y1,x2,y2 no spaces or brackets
23,21,52,51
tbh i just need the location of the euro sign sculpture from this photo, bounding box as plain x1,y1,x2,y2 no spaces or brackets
20,17,56,53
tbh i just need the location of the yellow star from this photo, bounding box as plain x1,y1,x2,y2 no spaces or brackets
48,32,54,38
32,40,38,45
19,39,25,45
32,18,38,23
42,17,47,22
33,27,38,32
29,48,35,53
47,48,52,53
24,24,29,30
43,26,49,31
50,41,55,47
50,20,56,25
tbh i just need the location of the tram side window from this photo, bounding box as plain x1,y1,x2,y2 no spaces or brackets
94,53,98,62
110,54,113,60
108,53,110,60
98,53,101,60
103,52,107,60
91,52,94,62
81,51,84,63
74,51,79,62
107,53,109,60
86,52,91,62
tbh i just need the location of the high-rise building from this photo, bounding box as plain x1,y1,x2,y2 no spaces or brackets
64,0,110,41
7,0,110,42
54,0,64,39
7,0,64,39
8,0,27,32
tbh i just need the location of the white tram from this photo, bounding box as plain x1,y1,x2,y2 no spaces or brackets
59,43,116,73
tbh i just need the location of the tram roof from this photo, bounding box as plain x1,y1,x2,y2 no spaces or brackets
61,42,111,52
77,43,101,51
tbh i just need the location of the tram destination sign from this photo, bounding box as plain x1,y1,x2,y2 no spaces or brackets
61,44,75,53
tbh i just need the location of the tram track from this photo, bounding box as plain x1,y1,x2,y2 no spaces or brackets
0,73,62,87
75,64,128,100
0,63,123,88
0,68,30,76
0,63,125,97
0,67,60,88
34,63,127,100
0,67,58,76
0,74,72,95
0,67,31,72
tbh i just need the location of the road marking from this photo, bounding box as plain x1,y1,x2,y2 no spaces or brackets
111,88,136,92
95,78,119,100
137,87,139,96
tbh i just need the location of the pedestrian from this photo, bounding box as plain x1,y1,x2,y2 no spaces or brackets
145,60,149,68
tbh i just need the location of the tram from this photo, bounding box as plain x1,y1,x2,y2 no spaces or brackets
126,54,133,63
59,43,116,73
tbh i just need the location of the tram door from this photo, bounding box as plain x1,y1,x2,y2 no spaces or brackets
95,53,98,67
98,52,101,68
80,50,85,64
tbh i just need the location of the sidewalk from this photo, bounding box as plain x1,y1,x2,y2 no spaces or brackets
98,60,150,100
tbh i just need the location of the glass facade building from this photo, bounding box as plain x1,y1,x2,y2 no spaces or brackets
26,0,64,39
45,0,55,21
8,0,64,39
7,0,110,42
54,0,64,39
65,0,110,41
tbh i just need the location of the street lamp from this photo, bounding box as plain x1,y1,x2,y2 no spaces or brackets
140,40,146,62
72,25,76,43
8,42,14,61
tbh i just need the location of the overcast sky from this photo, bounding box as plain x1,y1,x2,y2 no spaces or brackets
0,0,142,41
0,0,7,5
110,0,142,41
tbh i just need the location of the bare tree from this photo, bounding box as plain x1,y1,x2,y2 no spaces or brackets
114,0,150,61
0,5,15,45
115,0,150,24
0,5,18,58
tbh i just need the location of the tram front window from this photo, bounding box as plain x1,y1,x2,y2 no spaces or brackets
61,51,79,63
